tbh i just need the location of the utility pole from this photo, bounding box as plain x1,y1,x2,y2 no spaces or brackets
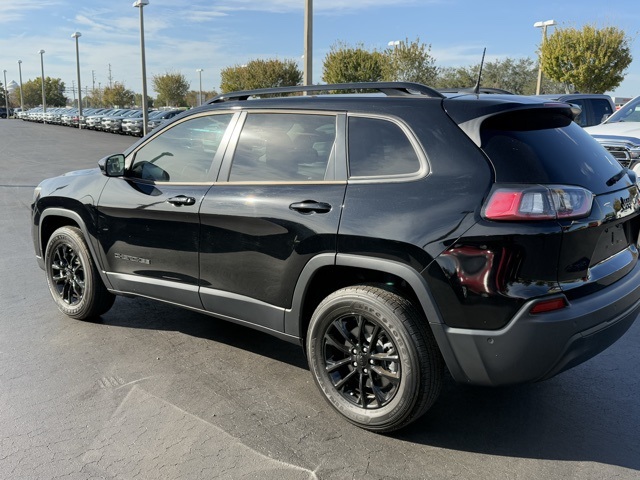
108,63,113,88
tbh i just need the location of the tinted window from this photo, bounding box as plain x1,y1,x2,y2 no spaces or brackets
481,111,624,194
569,99,587,126
348,116,421,177
591,99,614,125
229,113,336,182
130,114,233,182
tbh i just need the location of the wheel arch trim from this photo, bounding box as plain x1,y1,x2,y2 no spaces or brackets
285,253,467,382
38,208,113,289
286,253,447,336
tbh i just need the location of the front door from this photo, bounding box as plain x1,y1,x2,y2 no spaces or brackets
96,112,237,308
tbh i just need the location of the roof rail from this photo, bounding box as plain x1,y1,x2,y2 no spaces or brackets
207,82,444,104
439,87,514,95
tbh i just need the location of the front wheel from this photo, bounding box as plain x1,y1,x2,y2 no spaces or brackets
306,284,443,432
44,226,115,320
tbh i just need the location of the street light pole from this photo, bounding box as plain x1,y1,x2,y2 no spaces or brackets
3,69,9,119
17,60,24,113
196,68,203,106
303,0,313,86
38,49,46,120
534,19,557,95
72,32,83,129
133,0,150,136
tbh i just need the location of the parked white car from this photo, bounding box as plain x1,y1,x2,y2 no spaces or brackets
585,96,640,174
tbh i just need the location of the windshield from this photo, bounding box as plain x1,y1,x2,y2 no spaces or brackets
605,96,640,123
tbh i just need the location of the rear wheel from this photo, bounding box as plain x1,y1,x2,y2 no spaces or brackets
44,226,115,320
306,284,443,432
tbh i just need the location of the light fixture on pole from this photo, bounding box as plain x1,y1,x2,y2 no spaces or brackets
71,32,83,129
17,60,24,113
534,19,557,95
196,68,203,106
133,0,150,136
38,49,46,120
3,69,9,119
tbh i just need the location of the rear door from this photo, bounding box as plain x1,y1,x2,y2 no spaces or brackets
198,110,347,332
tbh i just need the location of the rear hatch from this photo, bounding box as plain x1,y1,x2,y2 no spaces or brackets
447,98,640,297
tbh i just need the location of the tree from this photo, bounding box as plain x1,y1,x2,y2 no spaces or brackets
220,59,302,93
433,65,477,90
134,93,154,108
152,71,190,106
434,57,565,94
322,42,385,84
21,77,67,107
186,89,217,107
102,82,135,108
540,25,632,93
84,88,104,108
382,37,438,84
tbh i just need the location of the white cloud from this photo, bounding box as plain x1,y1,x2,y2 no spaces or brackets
0,1,62,24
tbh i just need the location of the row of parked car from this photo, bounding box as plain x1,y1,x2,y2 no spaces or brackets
17,107,184,136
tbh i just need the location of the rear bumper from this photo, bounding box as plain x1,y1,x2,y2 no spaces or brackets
432,258,640,386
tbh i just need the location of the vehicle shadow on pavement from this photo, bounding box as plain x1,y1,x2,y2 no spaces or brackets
88,296,639,473
87,296,309,371
397,355,640,472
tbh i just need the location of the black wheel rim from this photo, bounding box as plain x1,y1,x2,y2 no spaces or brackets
50,243,85,306
322,313,401,409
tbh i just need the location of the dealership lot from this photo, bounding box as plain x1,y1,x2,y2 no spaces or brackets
1,119,639,479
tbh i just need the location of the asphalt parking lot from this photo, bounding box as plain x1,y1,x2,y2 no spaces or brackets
1,119,639,479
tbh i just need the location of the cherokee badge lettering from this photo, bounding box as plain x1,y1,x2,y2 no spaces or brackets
114,253,150,265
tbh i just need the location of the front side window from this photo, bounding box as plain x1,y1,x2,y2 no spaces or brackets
130,114,233,182
229,113,337,182
348,116,422,178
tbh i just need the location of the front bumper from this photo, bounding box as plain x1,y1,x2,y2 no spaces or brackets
122,124,142,134
433,257,640,386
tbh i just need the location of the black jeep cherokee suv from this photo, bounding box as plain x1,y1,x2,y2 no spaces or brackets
32,82,640,432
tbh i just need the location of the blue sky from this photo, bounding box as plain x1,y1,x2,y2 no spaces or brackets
1,0,638,100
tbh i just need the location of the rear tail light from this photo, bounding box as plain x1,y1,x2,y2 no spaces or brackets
483,185,593,221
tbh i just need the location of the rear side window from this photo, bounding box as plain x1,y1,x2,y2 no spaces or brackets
591,99,614,124
568,99,587,126
348,116,421,178
480,110,623,194
229,113,336,182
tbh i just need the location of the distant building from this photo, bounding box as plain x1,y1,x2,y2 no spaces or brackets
613,96,633,109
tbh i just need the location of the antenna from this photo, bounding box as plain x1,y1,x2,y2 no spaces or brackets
472,48,486,94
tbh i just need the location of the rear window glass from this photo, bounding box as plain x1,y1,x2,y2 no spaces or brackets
480,111,623,193
348,116,421,177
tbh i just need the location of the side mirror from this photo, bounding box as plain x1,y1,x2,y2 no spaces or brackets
98,154,125,177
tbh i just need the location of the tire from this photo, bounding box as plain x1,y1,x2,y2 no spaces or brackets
44,226,115,320
306,284,443,432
